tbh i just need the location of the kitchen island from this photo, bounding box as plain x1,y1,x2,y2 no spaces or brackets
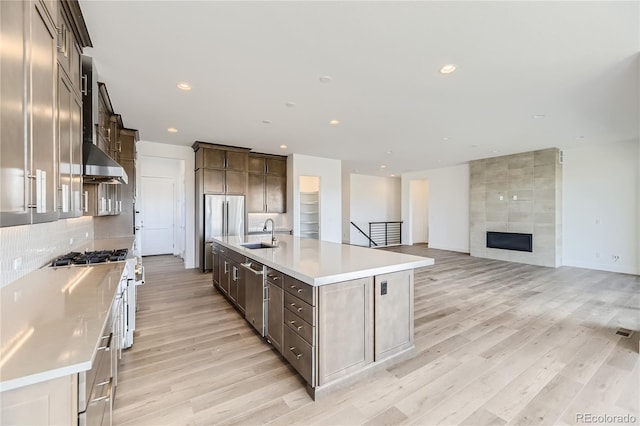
213,235,434,399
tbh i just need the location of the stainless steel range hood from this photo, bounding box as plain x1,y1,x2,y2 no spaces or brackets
83,142,128,184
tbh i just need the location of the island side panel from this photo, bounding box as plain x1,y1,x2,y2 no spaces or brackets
317,277,374,386
374,269,414,360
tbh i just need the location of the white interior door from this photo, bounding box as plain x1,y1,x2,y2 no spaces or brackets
140,176,175,256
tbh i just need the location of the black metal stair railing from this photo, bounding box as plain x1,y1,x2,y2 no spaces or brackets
350,221,377,247
350,221,402,247
368,221,402,247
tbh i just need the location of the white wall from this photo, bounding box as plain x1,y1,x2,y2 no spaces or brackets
291,154,342,243
137,141,195,269
562,140,639,274
410,179,429,244
402,164,470,252
347,174,401,246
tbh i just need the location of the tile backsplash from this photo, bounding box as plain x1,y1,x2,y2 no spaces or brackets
0,217,94,287
247,213,291,233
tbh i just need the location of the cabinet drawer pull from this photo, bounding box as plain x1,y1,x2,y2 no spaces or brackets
289,346,303,359
289,285,303,293
81,74,88,95
289,320,303,331
91,377,113,403
97,333,112,351
289,303,303,313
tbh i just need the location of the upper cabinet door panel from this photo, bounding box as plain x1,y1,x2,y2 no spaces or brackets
203,169,224,194
266,158,286,176
225,151,247,172
57,69,72,217
70,95,83,217
248,156,265,174
31,2,58,223
266,176,286,213
247,174,265,213
0,0,30,226
225,171,246,195
202,149,225,169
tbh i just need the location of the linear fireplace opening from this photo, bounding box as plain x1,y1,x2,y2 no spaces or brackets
486,231,533,252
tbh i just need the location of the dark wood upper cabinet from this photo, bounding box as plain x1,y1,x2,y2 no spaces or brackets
248,156,265,174
246,153,287,213
266,158,286,176
247,174,266,212
202,149,225,169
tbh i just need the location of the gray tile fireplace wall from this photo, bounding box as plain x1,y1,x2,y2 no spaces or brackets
469,148,562,267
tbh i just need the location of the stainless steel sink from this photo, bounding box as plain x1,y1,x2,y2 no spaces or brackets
241,242,278,249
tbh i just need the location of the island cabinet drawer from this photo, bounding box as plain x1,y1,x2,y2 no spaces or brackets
284,308,314,345
227,249,246,264
265,268,283,288
284,276,315,306
284,292,314,325
283,326,314,386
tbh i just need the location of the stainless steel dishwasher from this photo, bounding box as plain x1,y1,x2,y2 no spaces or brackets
241,260,267,336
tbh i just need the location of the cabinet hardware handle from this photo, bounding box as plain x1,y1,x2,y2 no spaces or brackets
81,75,88,95
290,285,303,293
224,261,228,273
97,332,113,351
55,25,63,51
240,262,264,275
91,377,113,403
289,347,303,359
289,320,303,331
289,303,303,313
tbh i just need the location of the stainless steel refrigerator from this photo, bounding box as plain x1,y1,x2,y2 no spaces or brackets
204,195,245,271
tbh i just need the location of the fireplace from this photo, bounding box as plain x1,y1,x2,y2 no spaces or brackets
486,232,533,252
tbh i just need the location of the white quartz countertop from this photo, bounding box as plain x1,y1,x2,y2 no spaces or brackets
214,235,434,285
0,238,134,393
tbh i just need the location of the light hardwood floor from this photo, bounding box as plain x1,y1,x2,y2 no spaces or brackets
113,247,639,425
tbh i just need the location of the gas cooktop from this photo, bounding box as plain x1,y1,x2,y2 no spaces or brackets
50,249,129,267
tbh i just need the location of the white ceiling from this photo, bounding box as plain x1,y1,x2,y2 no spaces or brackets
79,1,639,177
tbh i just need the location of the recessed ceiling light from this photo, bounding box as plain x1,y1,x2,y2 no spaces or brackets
532,114,546,119
443,137,450,141
386,150,393,154
319,75,333,83
262,119,272,124
440,64,456,74
285,101,296,108
329,119,340,125
380,165,387,169
176,82,192,91
167,127,178,133
279,144,288,149
471,144,478,148
390,174,396,177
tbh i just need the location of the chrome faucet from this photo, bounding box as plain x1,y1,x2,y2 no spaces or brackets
263,218,277,246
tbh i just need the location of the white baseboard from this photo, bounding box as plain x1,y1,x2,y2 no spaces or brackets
563,259,639,275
